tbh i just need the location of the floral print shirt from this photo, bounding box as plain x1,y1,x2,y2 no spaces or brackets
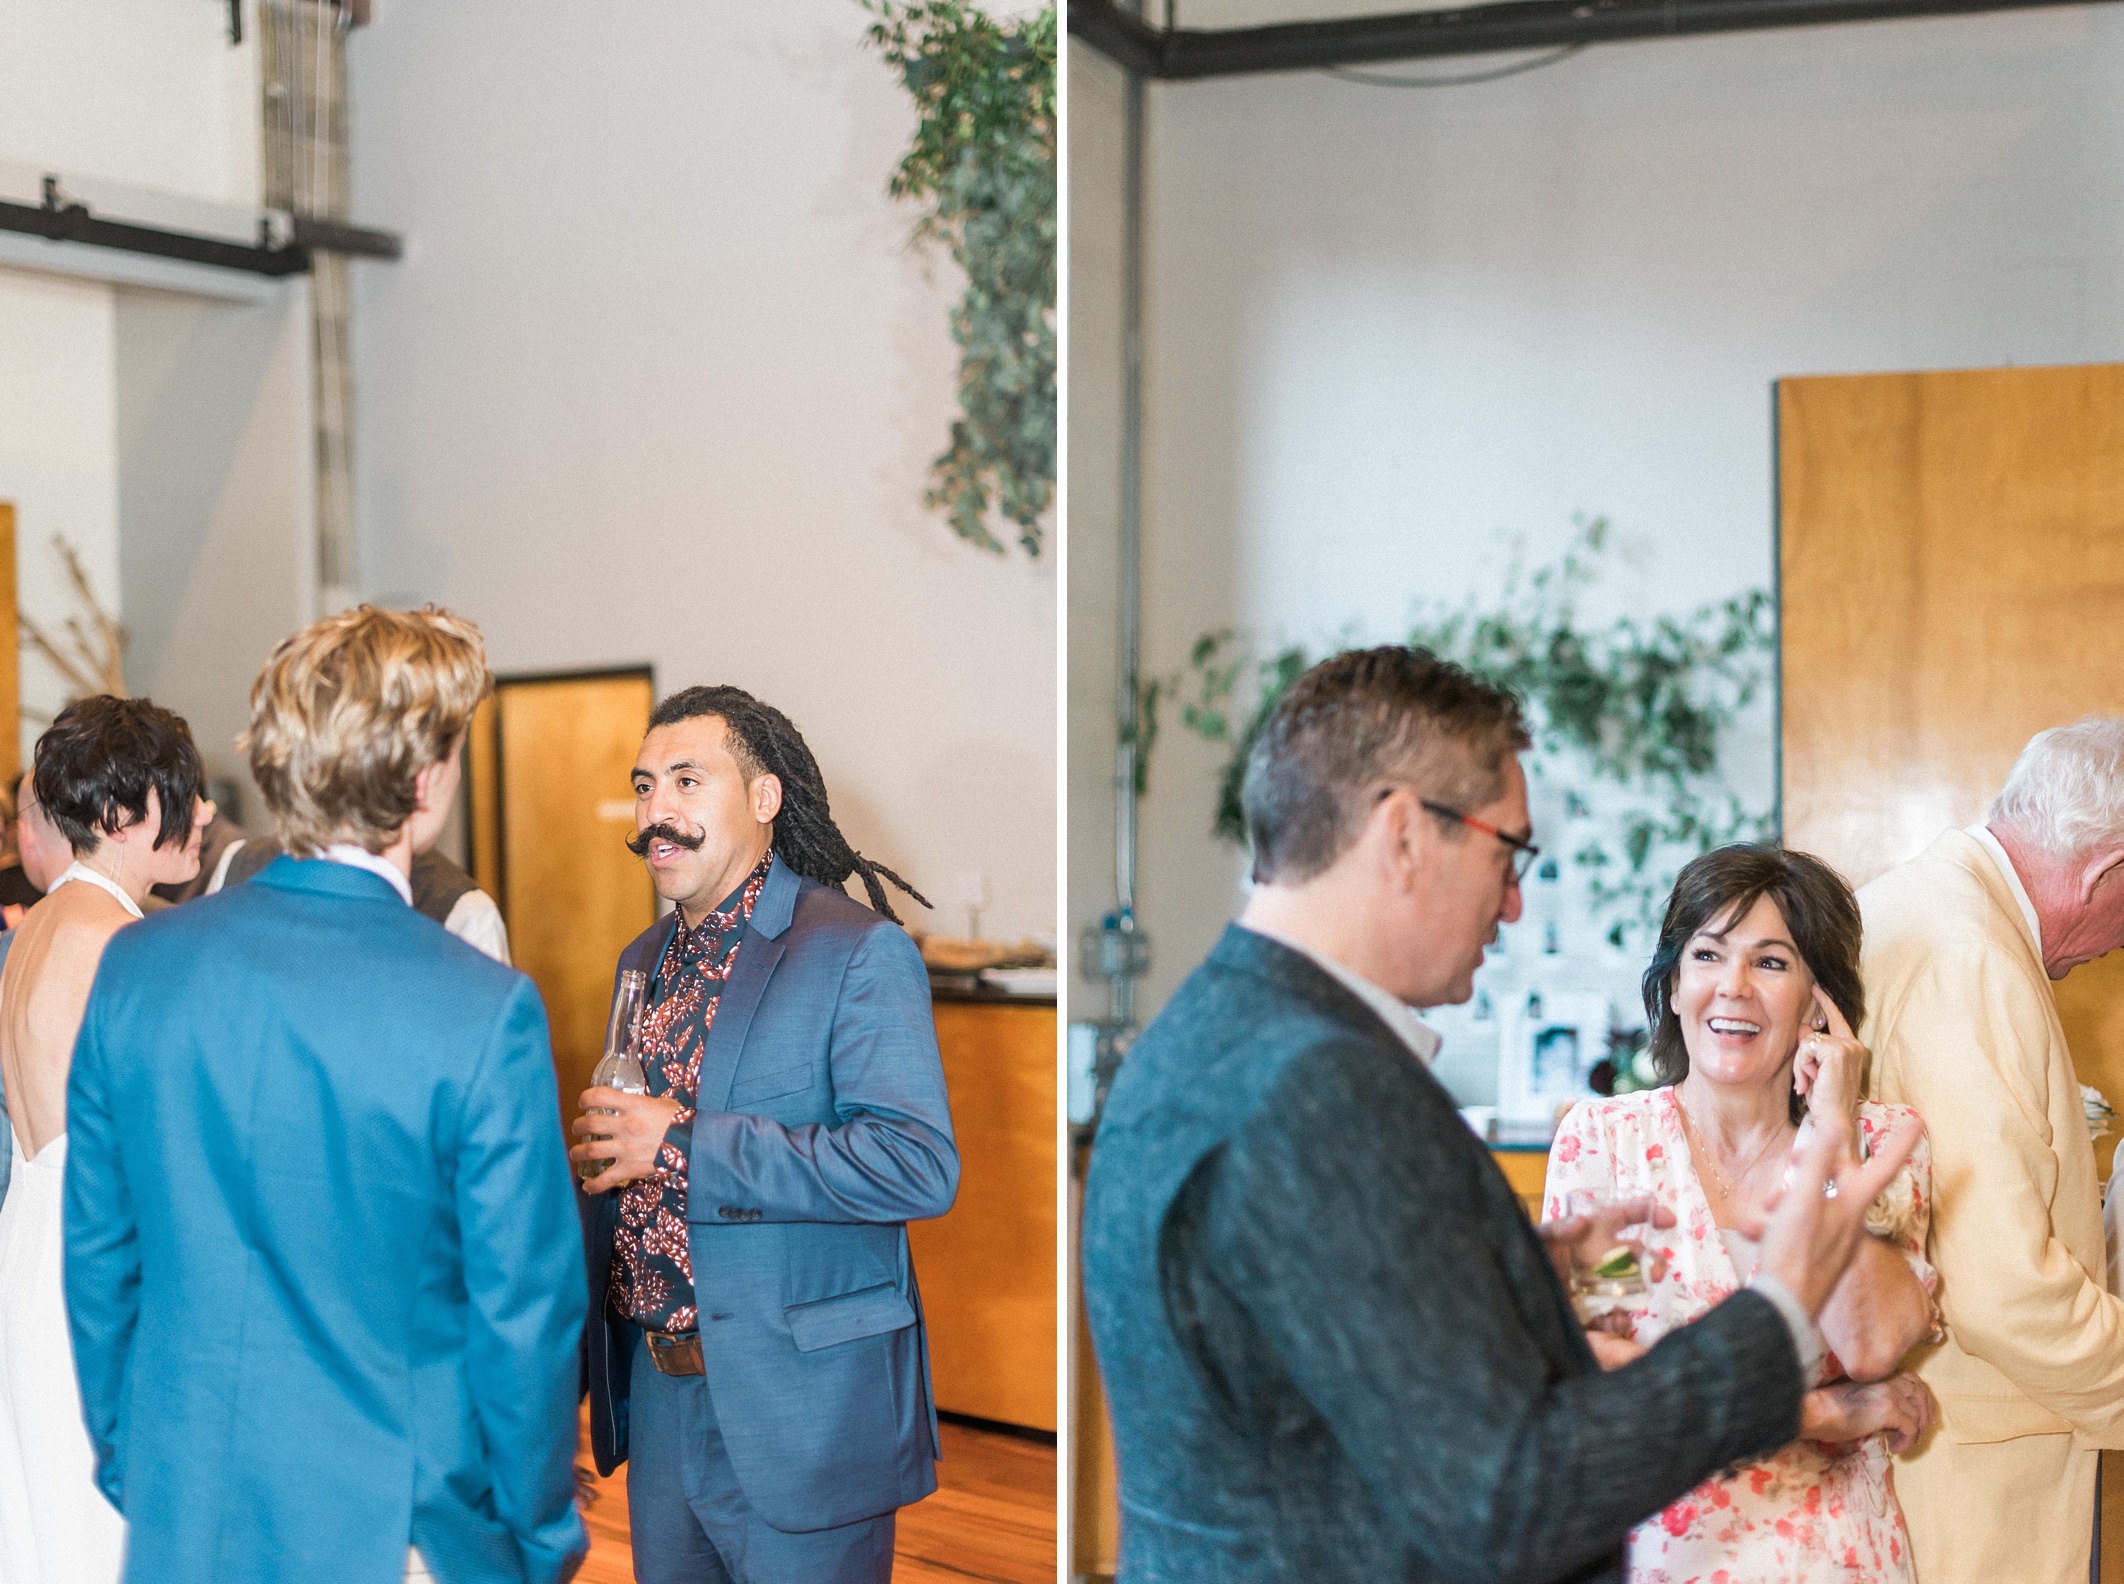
1544,1087,1936,1584
607,855,773,1333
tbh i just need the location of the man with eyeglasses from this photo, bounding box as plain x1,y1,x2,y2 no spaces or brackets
1081,644,1918,1584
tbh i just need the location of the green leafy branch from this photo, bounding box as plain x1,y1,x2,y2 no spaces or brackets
862,1,1057,557
1159,517,1778,941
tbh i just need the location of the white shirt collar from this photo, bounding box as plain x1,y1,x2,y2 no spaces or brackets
321,843,413,906
1241,922,1443,1066
1966,823,2042,955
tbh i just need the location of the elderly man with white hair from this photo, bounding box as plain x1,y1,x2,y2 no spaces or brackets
1861,717,2124,1584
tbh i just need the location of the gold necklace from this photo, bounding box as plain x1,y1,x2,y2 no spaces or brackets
1676,1092,1791,1203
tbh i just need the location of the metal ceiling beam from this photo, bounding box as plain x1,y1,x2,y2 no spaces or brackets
1069,0,2119,76
0,178,402,278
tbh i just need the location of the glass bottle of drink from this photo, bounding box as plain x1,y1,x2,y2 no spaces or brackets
580,968,649,1182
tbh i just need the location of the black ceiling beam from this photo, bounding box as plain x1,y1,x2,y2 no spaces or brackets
290,215,403,261
0,177,404,278
1069,0,2119,76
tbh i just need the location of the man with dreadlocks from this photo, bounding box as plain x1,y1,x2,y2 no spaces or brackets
571,684,959,1584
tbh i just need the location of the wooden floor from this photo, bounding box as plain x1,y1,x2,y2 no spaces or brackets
575,1410,1057,1583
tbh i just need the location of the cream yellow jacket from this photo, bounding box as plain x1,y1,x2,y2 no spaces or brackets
1860,829,2124,1446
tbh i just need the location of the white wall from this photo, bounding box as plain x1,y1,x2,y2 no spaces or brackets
0,270,119,762
0,0,259,209
348,1,1057,942
1069,8,2124,1031
0,0,278,776
116,284,316,809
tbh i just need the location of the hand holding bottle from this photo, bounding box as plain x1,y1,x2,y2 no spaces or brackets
573,969,654,1189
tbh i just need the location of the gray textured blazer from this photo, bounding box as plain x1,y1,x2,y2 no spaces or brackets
1082,925,1803,1583
581,855,959,1533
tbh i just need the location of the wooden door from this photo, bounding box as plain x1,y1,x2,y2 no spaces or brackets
1777,364,2124,1571
467,668,657,1114
1779,363,2124,1169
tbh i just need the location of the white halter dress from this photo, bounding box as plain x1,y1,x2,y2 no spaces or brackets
0,862,139,1583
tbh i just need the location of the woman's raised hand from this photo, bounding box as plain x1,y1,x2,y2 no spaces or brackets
1792,986,1867,1119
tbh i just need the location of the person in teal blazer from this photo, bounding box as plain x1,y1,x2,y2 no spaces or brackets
62,607,586,1584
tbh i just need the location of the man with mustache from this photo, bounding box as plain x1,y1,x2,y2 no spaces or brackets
572,685,958,1584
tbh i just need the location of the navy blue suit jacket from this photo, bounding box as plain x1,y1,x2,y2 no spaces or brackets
65,857,588,1584
582,855,959,1533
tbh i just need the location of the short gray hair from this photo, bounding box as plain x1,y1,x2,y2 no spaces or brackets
1242,646,1530,885
1990,718,2124,859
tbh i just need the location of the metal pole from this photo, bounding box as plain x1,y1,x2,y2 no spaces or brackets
1111,49,1146,1035
1075,0,1153,1143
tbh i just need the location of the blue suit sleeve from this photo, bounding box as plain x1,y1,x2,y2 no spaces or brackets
690,923,959,1224
454,979,589,1584
63,976,139,1512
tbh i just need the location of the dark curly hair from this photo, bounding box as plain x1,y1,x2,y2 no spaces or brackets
647,685,929,923
1642,843,1864,1123
33,695,203,857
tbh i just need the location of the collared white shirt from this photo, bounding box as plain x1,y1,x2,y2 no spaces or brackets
441,889,511,965
215,839,509,965
1240,922,1443,1066
1966,823,2043,955
320,843,413,906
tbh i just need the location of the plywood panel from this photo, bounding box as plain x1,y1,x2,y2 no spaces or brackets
1780,365,2124,887
1069,1148,1121,1579
1492,1147,1547,1219
1784,362,2124,1583
496,673,656,1116
464,692,498,896
909,1000,1058,1431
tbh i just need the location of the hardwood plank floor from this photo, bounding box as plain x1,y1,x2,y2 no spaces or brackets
574,1411,1056,1583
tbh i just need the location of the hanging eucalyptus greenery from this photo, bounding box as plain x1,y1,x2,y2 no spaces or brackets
862,1,1057,557
1160,518,1779,940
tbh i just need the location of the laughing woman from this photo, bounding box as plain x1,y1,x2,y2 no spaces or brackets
1544,845,1940,1584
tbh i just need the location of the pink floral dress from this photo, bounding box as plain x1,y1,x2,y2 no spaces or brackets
1544,1087,1936,1584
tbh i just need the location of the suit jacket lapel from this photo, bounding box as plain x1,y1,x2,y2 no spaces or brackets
694,856,799,1114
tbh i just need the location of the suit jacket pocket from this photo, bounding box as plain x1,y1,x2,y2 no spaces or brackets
785,1282,916,1353
729,1062,813,1108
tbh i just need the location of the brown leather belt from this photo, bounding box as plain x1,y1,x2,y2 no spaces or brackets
644,1328,703,1377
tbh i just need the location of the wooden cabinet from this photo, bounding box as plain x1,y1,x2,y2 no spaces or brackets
1490,1146,1548,1218
909,996,1057,1432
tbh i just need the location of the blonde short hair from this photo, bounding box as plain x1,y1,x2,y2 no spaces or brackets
241,605,491,856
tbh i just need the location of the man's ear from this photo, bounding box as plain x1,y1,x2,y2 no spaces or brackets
1374,787,1426,889
2080,845,2124,904
751,772,783,826
412,755,449,815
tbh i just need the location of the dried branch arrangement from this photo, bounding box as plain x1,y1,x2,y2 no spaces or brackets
20,535,128,718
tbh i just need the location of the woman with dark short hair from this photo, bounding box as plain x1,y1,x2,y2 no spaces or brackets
0,695,210,1584
1546,844,1941,1583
